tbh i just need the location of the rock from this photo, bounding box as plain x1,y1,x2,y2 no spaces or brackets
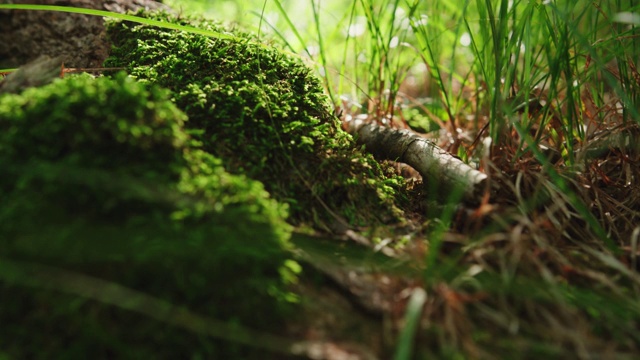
0,0,169,68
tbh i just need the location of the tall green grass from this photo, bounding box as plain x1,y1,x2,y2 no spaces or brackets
170,0,638,160
218,0,640,356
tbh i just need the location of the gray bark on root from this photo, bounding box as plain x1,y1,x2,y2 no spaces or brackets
345,119,487,204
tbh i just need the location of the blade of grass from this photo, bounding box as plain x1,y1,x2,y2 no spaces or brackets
0,257,307,356
0,4,236,40
267,0,314,58
409,5,456,126
338,0,360,97
394,287,427,360
311,0,335,100
511,120,617,251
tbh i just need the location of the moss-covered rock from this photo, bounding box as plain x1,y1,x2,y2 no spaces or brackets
0,73,296,358
105,11,406,228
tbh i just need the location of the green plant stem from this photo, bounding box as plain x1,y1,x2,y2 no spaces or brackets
0,4,235,40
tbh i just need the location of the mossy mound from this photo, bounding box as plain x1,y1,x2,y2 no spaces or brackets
0,73,296,358
104,12,406,227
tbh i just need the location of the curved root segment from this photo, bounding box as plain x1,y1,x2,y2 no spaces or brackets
346,119,488,204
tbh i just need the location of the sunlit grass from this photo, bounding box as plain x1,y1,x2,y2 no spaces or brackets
224,0,640,357
162,1,638,150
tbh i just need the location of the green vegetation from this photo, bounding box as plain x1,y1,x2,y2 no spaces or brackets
157,0,640,357
1,0,640,358
105,11,406,228
0,73,296,358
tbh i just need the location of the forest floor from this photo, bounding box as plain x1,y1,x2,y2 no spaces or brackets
1,1,640,359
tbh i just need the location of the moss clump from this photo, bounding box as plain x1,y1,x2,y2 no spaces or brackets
105,12,406,227
0,73,295,358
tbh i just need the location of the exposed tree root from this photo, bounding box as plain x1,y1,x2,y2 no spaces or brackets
345,119,488,204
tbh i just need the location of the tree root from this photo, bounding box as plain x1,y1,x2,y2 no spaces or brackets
345,119,488,204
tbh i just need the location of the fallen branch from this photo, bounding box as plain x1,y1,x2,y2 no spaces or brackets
345,119,487,204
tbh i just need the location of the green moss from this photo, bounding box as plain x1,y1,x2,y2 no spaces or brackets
104,11,406,227
0,73,295,357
